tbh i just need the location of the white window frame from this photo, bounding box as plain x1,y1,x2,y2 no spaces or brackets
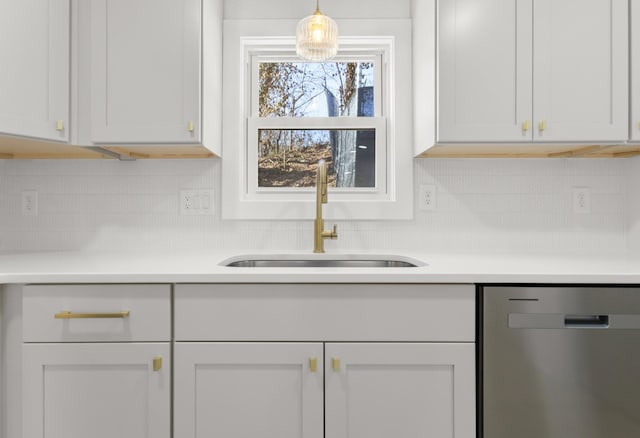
248,47,387,198
222,19,413,220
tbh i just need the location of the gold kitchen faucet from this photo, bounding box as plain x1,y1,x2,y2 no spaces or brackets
313,159,338,253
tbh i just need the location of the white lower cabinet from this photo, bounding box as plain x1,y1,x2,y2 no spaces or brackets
325,342,475,438
23,343,171,438
15,283,475,437
175,342,474,438
174,284,476,438
175,342,325,438
20,284,172,438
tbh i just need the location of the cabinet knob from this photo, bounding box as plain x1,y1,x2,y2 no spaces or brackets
55,120,64,131
522,120,530,132
331,357,340,372
187,121,194,132
153,356,163,372
309,357,318,373
538,120,547,132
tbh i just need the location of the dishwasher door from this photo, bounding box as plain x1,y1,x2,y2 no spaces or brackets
482,286,640,438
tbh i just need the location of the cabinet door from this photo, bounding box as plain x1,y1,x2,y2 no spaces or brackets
175,342,324,438
533,0,628,142
325,343,475,438
631,1,640,141
0,0,69,141
90,0,200,143
23,343,170,438
438,0,533,142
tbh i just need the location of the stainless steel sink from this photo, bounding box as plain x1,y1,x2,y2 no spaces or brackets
223,256,423,268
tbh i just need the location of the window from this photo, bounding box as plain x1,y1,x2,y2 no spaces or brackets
222,19,413,219
249,51,387,194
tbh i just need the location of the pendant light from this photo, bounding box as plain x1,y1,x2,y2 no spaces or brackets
296,0,338,61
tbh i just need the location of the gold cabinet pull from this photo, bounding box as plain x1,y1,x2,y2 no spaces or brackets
331,357,340,372
187,121,194,132
309,357,318,373
55,120,64,131
153,356,163,372
538,120,547,132
54,310,131,319
522,120,530,132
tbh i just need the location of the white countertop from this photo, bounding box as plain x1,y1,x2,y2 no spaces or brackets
0,249,639,284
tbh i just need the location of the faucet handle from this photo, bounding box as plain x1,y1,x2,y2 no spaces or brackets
321,224,338,241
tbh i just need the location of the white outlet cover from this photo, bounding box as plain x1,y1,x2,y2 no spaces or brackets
572,187,591,213
21,190,38,216
419,184,437,211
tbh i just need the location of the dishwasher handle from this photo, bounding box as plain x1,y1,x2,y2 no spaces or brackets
508,313,618,329
564,314,609,328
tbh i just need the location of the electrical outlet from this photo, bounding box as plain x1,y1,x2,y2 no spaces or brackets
419,184,437,211
572,187,591,213
21,190,38,216
180,189,214,215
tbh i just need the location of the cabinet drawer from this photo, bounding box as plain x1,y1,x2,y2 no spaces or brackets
23,285,171,342
175,284,475,342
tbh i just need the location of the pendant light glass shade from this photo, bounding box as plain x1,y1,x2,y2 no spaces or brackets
296,1,338,61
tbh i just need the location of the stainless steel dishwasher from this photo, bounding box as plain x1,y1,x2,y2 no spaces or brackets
481,285,640,438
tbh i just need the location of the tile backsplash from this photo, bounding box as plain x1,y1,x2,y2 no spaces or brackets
0,157,636,254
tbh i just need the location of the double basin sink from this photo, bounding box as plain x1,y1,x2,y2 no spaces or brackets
223,255,424,268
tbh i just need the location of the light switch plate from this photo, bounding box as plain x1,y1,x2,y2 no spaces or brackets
180,189,214,215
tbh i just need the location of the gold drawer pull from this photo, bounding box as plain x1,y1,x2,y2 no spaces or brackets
522,120,530,132
55,310,131,319
332,357,340,372
153,356,163,372
309,357,318,373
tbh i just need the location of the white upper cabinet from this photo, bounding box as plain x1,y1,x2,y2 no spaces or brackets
87,0,201,144
533,0,628,143
438,0,532,143
434,0,628,146
631,1,640,142
0,0,70,142
0,0,222,158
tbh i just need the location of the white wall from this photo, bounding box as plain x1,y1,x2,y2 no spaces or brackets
0,157,631,255
222,0,411,19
